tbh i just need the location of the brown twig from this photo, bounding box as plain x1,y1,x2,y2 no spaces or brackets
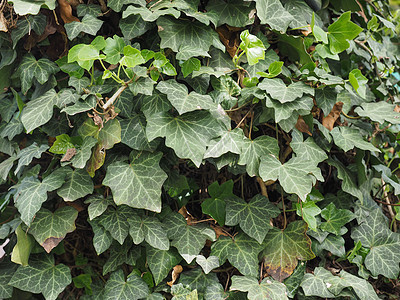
256,176,268,198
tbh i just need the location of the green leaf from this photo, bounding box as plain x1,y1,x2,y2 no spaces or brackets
196,255,220,274
64,15,104,40
97,205,133,244
120,15,152,40
265,95,314,123
256,0,294,32
11,225,34,266
204,128,245,159
331,126,378,152
0,259,18,299
70,136,98,169
89,219,113,255
49,134,75,155
261,221,315,281
290,129,327,163
351,208,400,278
163,212,215,262
211,233,262,277
104,270,149,300
157,16,224,59
179,267,219,294
226,194,280,244
122,5,180,22
11,15,46,47
98,119,122,150
171,283,198,300
238,135,279,177
103,151,167,212
146,111,223,167
259,155,322,201
320,203,355,235
17,54,59,94
206,0,255,27
295,201,321,231
146,246,182,285
119,45,145,68
21,89,60,133
9,254,71,300
354,101,400,124
14,169,67,226
108,0,145,12
239,30,266,66
349,69,368,98
15,143,49,174
104,35,126,64
8,0,56,15
181,58,201,78
85,195,113,221
103,240,138,275
319,234,346,257
57,168,94,202
230,276,288,300
327,11,363,54
128,214,170,250
259,78,314,103
156,80,216,114
257,61,284,78
29,206,78,253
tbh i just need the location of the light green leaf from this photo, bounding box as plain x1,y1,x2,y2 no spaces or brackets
327,11,363,54
64,15,104,40
171,283,198,300
15,143,49,174
196,255,220,274
157,16,224,59
257,61,284,78
8,0,56,15
204,128,245,159
104,269,149,300
320,203,355,235
261,221,315,281
119,45,145,68
259,78,314,103
163,212,215,262
157,80,216,115
121,113,159,151
104,35,126,64
146,111,223,167
29,206,78,253
230,275,288,300
120,15,152,40
349,69,367,98
354,101,400,124
238,135,279,177
89,219,113,255
239,30,266,66
128,214,170,250
97,205,134,244
57,169,94,202
331,126,378,152
9,254,71,300
146,246,182,285
256,0,294,32
49,134,75,155
85,195,113,221
290,129,327,163
211,233,262,277
226,194,280,244
103,151,167,212
351,208,400,278
206,0,255,27
295,201,321,231
11,225,34,266
181,57,201,78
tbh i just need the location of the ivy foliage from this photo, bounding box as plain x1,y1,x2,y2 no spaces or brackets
1,0,400,299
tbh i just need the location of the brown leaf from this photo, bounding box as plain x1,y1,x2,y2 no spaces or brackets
322,102,343,131
211,224,229,238
167,265,183,286
295,116,312,136
0,11,7,32
301,26,312,36
42,237,63,253
394,105,400,113
216,25,241,58
61,148,77,162
58,0,80,24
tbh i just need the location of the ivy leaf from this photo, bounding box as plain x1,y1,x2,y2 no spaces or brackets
17,54,59,94
257,61,284,78
171,283,198,299
290,129,327,163
98,119,122,150
239,30,266,66
226,194,280,244
103,151,167,212
120,15,152,40
15,143,49,174
265,95,314,123
319,234,346,257
11,14,46,47
331,126,378,152
204,128,245,159
57,168,94,202
181,57,201,78
230,275,289,300
140,90,172,117
103,240,138,275
163,212,215,263
119,45,145,68
85,195,113,221
49,134,75,154
206,0,255,27
327,11,363,54
211,233,263,277
157,16,224,59
146,246,182,285
256,0,294,32
14,169,67,226
315,87,338,116
97,205,134,244
104,269,149,300
11,225,34,266
122,5,180,22
351,208,400,278
259,78,314,103
9,0,56,15
354,102,400,124
64,15,104,40
239,135,279,177
89,219,113,255
146,111,223,167
70,136,97,169
295,201,321,231
9,254,71,300
259,155,322,201
261,221,315,281
104,35,126,64
320,203,355,235
108,0,145,12
349,69,368,98
178,268,219,294
128,214,170,250
0,259,18,299
29,206,78,253
156,80,216,115
196,255,220,274
21,89,60,133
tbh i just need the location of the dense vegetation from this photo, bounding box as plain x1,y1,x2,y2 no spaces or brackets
1,0,400,299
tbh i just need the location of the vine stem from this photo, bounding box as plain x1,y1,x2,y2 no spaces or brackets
102,76,135,110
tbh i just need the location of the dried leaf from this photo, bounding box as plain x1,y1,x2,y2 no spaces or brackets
58,0,80,24
295,116,312,136
216,25,241,58
0,11,7,32
322,102,343,131
167,265,183,286
60,148,77,162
